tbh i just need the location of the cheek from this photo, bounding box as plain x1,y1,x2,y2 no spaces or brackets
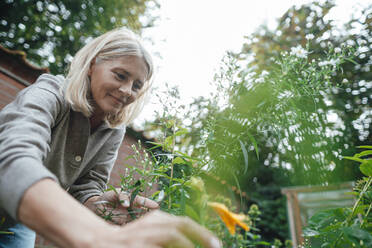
128,93,140,104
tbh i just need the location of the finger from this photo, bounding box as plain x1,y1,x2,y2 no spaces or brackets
176,216,221,248
157,229,194,248
138,211,221,248
118,193,131,207
134,196,159,209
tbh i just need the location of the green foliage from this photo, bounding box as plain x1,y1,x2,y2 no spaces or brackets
0,0,159,74
303,147,372,248
104,40,365,246
143,1,371,242
111,132,290,247
235,0,371,184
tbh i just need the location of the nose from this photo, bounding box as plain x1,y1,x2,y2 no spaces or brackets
118,83,132,97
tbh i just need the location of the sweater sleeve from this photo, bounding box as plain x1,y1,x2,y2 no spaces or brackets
0,84,61,220
68,129,125,204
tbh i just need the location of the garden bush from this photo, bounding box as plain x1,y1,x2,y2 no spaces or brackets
101,38,365,247
303,146,372,248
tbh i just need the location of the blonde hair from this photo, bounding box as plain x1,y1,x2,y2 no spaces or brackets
62,27,154,127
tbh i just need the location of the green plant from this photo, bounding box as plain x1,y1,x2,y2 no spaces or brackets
105,116,292,247
303,146,372,247
100,39,359,247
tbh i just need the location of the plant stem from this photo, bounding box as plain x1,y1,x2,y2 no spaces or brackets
335,176,372,247
359,177,372,228
347,177,372,225
168,122,176,210
361,202,372,228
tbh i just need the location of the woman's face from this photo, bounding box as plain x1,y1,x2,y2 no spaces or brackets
88,55,148,120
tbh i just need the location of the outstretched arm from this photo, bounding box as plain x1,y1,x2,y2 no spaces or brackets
18,179,221,248
18,179,111,248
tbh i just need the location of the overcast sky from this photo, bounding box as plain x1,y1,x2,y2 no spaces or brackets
136,0,370,125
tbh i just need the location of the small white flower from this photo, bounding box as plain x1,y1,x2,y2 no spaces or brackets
278,90,294,99
328,58,338,66
346,39,355,47
358,46,369,53
359,39,367,45
305,34,314,40
261,70,269,76
334,47,341,53
342,78,349,83
290,45,308,59
156,190,165,202
318,61,328,67
318,58,339,67
255,77,265,83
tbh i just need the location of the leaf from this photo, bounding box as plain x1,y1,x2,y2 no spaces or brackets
355,150,372,158
176,151,202,161
342,226,372,247
165,119,175,129
107,185,118,194
357,145,372,150
232,173,242,204
180,188,186,215
306,209,342,230
185,205,200,222
173,156,186,165
247,132,259,159
174,128,188,137
170,183,182,188
343,156,365,163
303,228,320,237
254,241,271,245
360,161,372,177
345,57,358,65
157,190,165,202
364,191,372,201
164,136,173,150
145,141,162,147
239,140,249,174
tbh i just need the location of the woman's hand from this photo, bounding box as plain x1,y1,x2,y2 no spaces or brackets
96,210,222,248
19,179,220,248
84,190,159,225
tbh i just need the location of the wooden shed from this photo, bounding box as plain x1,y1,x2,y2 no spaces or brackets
281,181,355,247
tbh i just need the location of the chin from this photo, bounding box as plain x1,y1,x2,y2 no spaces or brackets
109,106,124,115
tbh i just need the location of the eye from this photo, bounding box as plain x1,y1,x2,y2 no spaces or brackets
133,81,143,91
114,72,127,81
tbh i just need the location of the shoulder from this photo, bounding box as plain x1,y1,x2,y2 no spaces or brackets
17,74,68,108
31,73,65,96
107,123,126,143
1,74,69,119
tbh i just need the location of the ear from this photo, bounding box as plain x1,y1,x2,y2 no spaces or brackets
88,58,96,76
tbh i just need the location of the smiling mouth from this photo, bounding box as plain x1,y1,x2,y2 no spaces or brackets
110,95,125,105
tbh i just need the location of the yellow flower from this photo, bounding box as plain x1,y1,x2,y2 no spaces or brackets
208,202,250,235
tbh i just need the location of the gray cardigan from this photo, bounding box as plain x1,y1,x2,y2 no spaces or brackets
0,74,125,227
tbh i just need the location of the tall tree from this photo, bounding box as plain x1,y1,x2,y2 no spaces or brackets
0,0,159,74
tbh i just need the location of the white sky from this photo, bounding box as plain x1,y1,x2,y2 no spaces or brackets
136,0,370,125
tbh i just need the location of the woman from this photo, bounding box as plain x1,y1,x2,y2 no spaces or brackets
0,28,220,248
